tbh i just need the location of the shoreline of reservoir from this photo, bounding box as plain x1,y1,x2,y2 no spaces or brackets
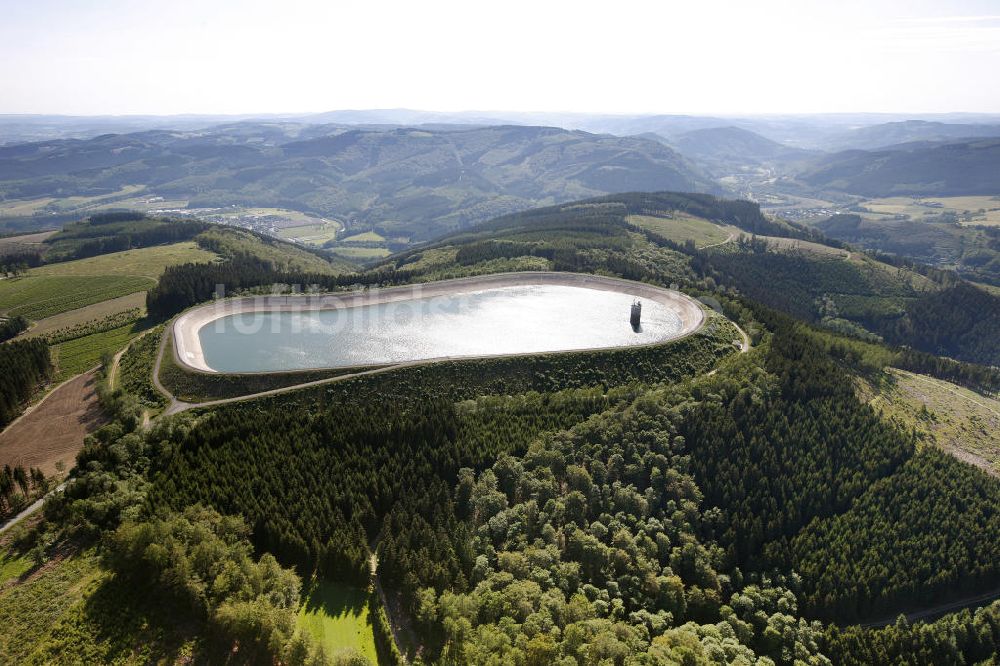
172,272,706,373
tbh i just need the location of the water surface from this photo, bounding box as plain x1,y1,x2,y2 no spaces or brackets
198,284,685,372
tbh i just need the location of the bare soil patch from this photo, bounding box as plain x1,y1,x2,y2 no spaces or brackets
0,371,106,478
0,231,55,256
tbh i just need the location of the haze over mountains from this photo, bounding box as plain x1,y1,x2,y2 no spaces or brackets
827,120,1000,151
2,109,1000,254
799,138,1000,196
0,123,714,241
5,110,1000,148
665,126,818,171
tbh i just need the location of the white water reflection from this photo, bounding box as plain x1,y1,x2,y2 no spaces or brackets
198,285,684,372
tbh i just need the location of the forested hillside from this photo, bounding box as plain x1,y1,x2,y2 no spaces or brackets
797,138,1000,196
0,124,716,243
4,191,1000,664
669,126,817,170
692,237,1000,366
813,213,1000,288
42,211,209,261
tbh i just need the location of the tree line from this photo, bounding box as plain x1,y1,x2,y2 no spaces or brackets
146,254,415,319
0,463,47,514
0,338,51,429
791,448,1000,621
106,505,328,664
0,315,28,342
825,601,1000,665
50,219,209,262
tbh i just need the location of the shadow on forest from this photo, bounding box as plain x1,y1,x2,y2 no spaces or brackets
302,578,370,620
75,574,205,662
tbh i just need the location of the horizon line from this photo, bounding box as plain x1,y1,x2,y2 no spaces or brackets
3,108,1000,121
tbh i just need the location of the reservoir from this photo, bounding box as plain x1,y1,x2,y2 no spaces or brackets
176,274,705,373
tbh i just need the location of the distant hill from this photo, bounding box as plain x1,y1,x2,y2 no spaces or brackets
815,213,962,265
0,124,715,243
813,213,1000,287
827,120,1000,151
668,126,817,168
797,138,1000,196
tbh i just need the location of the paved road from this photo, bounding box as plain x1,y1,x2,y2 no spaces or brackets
0,482,65,535
733,320,751,353
860,588,1000,628
151,325,190,415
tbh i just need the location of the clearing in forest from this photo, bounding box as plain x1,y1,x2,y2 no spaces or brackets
296,579,378,664
627,213,740,247
31,242,217,280
866,368,1000,477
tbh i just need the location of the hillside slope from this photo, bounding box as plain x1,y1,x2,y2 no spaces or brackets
670,126,816,167
828,119,1000,151
798,138,1000,196
0,124,716,243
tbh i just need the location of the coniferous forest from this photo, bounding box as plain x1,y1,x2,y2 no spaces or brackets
0,338,51,429
7,192,1000,664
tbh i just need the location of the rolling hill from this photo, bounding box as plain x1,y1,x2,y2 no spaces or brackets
797,138,1000,196
0,124,716,243
4,190,1000,664
827,119,1000,151
668,126,817,168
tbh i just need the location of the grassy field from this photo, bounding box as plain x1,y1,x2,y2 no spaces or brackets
0,186,147,218
198,228,352,274
51,322,148,380
32,242,217,279
26,292,148,338
860,195,1000,226
329,246,392,259
221,207,323,226
973,280,1000,297
627,213,740,247
340,230,386,243
108,195,189,212
0,547,203,664
0,197,57,217
0,275,153,320
864,369,1000,477
297,579,378,664
761,235,851,257
629,213,848,258
0,230,56,256
276,221,341,245
0,548,34,585
0,243,217,321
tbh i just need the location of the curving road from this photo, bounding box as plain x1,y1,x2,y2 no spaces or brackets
0,482,65,535
860,588,1000,629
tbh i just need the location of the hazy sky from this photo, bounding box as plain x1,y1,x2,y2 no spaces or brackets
3,0,1000,116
